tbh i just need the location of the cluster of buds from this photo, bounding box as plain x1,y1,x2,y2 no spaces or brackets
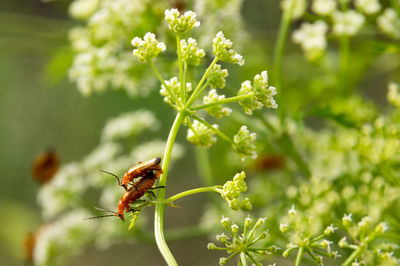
208,64,229,89
238,71,278,115
203,89,232,118
180,38,205,66
212,31,244,65
280,206,339,264
160,77,192,104
164,8,200,34
131,33,166,62
186,120,218,148
233,126,257,160
339,214,396,265
220,171,252,210
207,216,278,265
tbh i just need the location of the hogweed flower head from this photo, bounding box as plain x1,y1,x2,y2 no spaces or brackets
203,89,232,118
208,64,229,89
333,11,365,36
213,31,244,66
377,9,400,40
180,38,205,66
186,120,218,148
164,8,200,34
233,126,257,160
131,32,166,62
208,215,276,265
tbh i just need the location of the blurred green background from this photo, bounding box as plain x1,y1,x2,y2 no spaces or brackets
0,1,284,265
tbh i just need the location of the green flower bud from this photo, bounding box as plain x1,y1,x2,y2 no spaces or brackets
280,223,289,233
187,120,218,147
216,233,228,242
231,224,239,234
208,64,229,89
338,237,348,248
203,89,232,118
324,224,337,236
342,213,353,227
219,257,228,265
233,126,257,160
207,243,217,250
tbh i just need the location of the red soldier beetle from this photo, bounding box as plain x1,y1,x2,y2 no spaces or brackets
100,157,162,191
86,168,164,221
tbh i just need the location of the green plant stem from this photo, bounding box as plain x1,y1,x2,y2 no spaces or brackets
273,1,294,125
154,111,186,266
183,62,188,102
189,113,234,144
167,186,222,202
295,246,305,266
190,94,252,110
339,36,350,93
342,246,363,266
149,60,179,106
177,34,185,102
185,57,218,107
240,252,248,266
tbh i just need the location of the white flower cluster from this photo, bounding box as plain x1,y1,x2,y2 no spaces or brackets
311,0,336,16
212,31,244,66
355,0,381,15
34,210,96,266
233,126,257,160
333,10,365,36
68,0,165,97
238,71,278,115
160,77,192,103
38,163,87,219
164,8,200,33
203,89,232,118
180,38,205,66
101,110,160,141
387,82,400,107
377,8,400,40
131,32,166,62
187,120,218,148
292,20,328,59
281,0,307,19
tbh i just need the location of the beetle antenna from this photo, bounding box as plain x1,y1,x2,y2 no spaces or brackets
99,170,121,186
94,206,118,214
83,214,117,220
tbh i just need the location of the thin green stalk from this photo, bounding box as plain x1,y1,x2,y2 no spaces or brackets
190,94,252,111
149,60,179,106
240,252,248,266
167,186,221,202
295,246,305,266
190,113,234,144
273,1,294,125
185,57,218,107
339,36,350,93
177,34,185,102
183,62,188,103
154,111,186,266
342,246,363,266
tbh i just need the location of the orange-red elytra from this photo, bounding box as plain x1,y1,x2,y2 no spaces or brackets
86,163,163,221
101,157,162,191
